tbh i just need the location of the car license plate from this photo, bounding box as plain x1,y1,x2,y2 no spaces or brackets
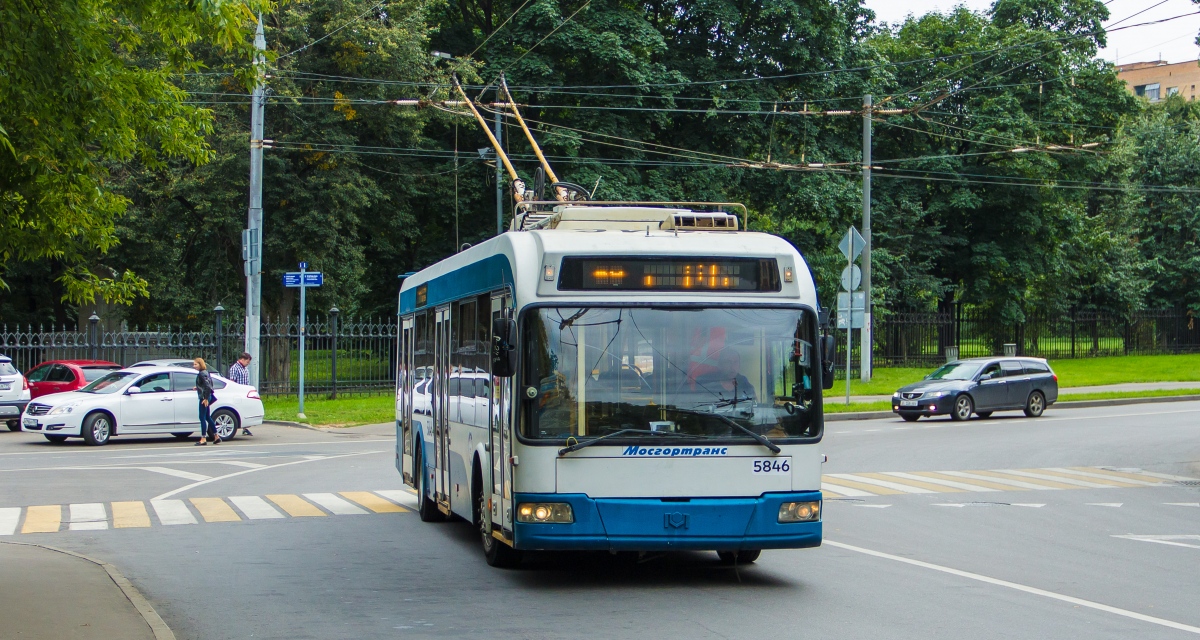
0,382,10,390
900,400,918,407
23,418,37,428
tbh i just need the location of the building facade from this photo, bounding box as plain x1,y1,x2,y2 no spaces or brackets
1116,60,1200,102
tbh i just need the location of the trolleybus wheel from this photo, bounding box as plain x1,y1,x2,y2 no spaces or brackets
415,446,444,523
478,485,521,568
717,550,761,565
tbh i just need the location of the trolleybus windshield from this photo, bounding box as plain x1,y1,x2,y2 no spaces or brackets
523,307,821,442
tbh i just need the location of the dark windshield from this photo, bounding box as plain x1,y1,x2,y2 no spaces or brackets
523,307,821,442
926,362,982,381
79,371,137,394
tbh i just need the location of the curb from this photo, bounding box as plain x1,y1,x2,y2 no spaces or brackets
0,541,175,640
825,393,1200,421
262,419,323,431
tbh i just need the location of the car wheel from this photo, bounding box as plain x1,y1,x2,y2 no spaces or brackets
951,395,974,421
172,432,193,440
6,420,19,432
416,446,444,523
44,435,67,444
899,413,920,422
976,411,993,419
717,550,762,565
81,412,112,446
212,409,238,440
1023,391,1046,418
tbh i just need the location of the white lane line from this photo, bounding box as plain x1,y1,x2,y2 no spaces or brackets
0,507,20,535
995,469,1112,488
1113,535,1200,550
882,472,999,492
1012,504,1046,508
213,461,268,469
151,500,197,525
826,539,1200,635
228,496,285,519
938,470,1057,491
151,451,382,501
0,439,394,458
1118,469,1199,482
1087,503,1123,507
140,467,212,481
820,482,876,498
68,503,108,531
851,504,892,509
1046,468,1164,486
827,473,934,494
304,493,368,515
1165,503,1200,507
375,490,419,509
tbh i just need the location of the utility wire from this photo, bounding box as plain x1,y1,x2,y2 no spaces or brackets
277,0,390,60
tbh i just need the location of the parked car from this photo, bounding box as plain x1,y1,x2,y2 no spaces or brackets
129,359,196,368
24,360,123,399
20,366,263,445
0,355,31,431
892,357,1058,422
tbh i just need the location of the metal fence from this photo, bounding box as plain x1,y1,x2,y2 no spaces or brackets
0,310,397,397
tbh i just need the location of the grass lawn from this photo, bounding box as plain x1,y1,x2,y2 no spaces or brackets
263,395,393,427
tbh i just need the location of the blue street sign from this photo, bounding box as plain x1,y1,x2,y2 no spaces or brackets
299,261,308,270
283,272,323,287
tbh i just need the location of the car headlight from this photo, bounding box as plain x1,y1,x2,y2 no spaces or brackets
779,501,821,523
892,392,900,397
925,391,946,398
47,404,78,415
516,502,574,523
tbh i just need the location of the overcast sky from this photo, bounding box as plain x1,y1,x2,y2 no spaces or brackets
863,0,1200,65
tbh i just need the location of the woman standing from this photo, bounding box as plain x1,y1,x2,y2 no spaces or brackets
193,358,220,446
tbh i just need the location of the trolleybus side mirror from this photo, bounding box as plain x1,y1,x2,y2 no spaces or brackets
492,318,517,378
820,335,837,390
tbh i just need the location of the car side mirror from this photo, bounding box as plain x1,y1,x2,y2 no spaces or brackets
126,386,141,394
492,317,517,378
979,373,993,381
820,335,837,390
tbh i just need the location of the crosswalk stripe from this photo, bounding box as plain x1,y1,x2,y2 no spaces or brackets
911,471,1028,492
820,481,880,497
374,490,420,509
229,496,285,519
1003,469,1113,489
822,475,908,495
882,472,998,492
1113,469,1197,482
111,501,151,528
69,503,108,531
340,492,408,513
960,470,1083,490
1069,467,1177,484
151,499,197,525
0,507,20,535
820,487,847,498
142,467,211,481
22,505,61,534
1029,469,1145,488
858,472,963,493
266,494,325,517
190,498,241,523
304,493,368,515
939,470,1058,490
829,473,935,494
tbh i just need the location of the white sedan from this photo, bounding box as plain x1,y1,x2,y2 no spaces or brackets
20,366,264,445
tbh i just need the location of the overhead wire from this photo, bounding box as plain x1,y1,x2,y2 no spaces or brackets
277,0,390,60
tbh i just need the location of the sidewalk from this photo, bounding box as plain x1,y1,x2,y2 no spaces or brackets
841,380,1200,404
0,542,165,639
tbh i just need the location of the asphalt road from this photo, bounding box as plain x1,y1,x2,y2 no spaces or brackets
2,402,1198,640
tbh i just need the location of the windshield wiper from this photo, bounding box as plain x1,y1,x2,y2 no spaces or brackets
667,407,781,454
558,429,701,456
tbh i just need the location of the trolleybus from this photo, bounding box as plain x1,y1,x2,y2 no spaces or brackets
395,201,835,567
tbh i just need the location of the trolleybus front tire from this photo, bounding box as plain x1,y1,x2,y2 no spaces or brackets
478,486,521,568
717,549,761,565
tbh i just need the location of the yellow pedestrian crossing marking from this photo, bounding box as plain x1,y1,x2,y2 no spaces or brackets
822,467,1189,498
112,501,151,528
267,494,326,517
22,505,60,534
190,497,241,523
340,491,408,513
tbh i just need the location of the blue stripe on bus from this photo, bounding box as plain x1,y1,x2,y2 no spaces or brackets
399,254,514,314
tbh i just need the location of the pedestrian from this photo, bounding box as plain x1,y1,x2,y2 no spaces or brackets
193,357,219,446
227,352,254,436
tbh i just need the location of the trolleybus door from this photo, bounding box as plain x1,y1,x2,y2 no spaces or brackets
434,305,452,508
399,316,414,484
490,294,513,533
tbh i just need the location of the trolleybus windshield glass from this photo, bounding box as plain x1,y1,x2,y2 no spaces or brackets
524,307,820,442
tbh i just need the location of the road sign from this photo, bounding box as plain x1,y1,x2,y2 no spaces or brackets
299,261,307,270
283,272,323,287
841,265,862,292
836,291,865,329
838,227,866,262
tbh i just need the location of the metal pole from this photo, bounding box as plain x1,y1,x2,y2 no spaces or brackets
861,94,873,383
245,17,266,389
330,307,339,400
298,265,307,419
214,305,224,375
89,312,99,361
495,109,503,235
845,248,852,405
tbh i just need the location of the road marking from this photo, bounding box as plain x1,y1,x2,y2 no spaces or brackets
22,505,61,533
111,501,151,528
963,470,1083,490
827,473,935,494
0,438,395,458
1023,468,1143,488
374,490,419,509
1049,468,1164,486
267,494,325,517
938,470,1057,491
190,497,241,522
0,507,20,535
912,471,1025,492
341,491,408,513
851,504,892,508
1165,503,1200,507
826,539,1200,635
229,496,285,519
1087,503,1123,507
68,503,108,531
820,488,847,498
1011,504,1046,508
140,466,212,481
933,503,967,507
213,461,268,469
151,499,197,525
1106,469,1197,482
820,482,875,497
152,450,380,501
882,472,997,492
304,493,368,515
1082,467,1183,483
820,477,905,496
1113,535,1200,550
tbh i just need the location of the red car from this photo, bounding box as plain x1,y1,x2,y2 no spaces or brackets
25,360,123,399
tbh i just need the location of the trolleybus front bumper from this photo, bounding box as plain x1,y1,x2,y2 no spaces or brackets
512,491,822,552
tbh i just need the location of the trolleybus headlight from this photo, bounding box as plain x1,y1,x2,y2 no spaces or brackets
516,502,574,523
778,501,821,523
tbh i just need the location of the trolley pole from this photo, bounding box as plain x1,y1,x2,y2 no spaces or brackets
244,17,266,389
860,94,873,382
495,109,504,235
